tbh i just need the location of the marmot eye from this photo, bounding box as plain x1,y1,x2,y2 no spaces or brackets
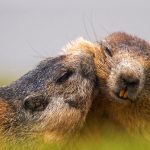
104,46,112,57
56,70,73,84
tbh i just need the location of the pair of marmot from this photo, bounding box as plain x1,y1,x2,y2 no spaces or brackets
0,32,150,143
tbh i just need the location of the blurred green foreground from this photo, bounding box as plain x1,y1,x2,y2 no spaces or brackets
0,76,16,86
0,132,149,150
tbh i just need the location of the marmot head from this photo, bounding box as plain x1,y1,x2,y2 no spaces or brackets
62,34,150,138
99,32,150,104
0,52,98,142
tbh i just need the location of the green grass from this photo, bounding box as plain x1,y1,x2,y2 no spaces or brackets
1,133,150,150
0,77,14,86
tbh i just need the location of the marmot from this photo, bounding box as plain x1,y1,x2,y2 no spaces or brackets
98,32,150,139
65,33,150,139
0,52,98,143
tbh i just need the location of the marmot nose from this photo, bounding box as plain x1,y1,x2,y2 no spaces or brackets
121,75,140,89
117,73,140,100
121,76,140,89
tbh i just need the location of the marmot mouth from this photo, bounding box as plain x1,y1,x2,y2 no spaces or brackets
115,92,128,100
113,88,130,101
118,89,128,99
112,89,139,102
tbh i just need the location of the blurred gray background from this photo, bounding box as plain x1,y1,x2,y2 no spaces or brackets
0,0,150,82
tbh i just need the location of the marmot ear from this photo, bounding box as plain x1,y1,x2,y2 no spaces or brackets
23,94,48,112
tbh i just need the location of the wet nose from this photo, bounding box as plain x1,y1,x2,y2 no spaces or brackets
118,73,140,100
121,75,140,88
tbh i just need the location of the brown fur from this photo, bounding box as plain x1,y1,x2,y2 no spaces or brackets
99,32,150,139
65,33,150,140
0,98,15,127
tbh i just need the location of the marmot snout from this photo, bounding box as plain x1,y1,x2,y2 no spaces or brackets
107,47,145,102
101,32,149,103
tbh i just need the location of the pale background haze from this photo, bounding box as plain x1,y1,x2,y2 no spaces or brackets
0,0,150,81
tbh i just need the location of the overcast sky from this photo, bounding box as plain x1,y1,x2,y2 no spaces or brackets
0,0,150,78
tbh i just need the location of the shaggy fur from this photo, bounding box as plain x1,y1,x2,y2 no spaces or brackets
65,33,150,140
0,52,98,143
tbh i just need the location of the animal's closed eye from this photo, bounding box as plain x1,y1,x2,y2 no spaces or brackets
65,99,79,109
56,70,74,84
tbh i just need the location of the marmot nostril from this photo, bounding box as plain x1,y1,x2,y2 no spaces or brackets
121,75,140,88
